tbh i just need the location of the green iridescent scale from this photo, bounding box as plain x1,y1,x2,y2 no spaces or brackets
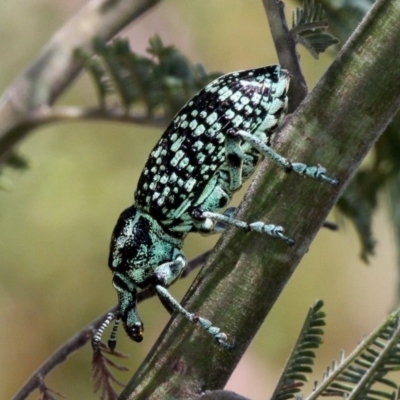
92,65,337,351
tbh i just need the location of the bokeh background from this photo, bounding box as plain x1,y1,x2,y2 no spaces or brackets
0,1,396,399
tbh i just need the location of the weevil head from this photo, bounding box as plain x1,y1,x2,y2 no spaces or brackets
109,206,184,281
108,205,184,342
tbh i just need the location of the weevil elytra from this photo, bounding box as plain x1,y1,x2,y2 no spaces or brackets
92,65,337,351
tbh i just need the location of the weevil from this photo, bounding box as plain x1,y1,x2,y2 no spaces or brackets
92,65,337,351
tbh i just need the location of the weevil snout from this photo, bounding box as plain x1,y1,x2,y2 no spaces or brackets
124,321,144,343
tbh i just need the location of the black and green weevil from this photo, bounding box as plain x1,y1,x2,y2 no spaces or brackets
92,65,337,351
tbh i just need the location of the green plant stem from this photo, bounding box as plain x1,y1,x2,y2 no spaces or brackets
119,0,400,398
0,0,161,163
309,0,400,303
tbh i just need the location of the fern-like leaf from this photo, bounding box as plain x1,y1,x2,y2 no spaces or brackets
291,0,339,59
93,39,139,111
337,169,381,263
74,47,112,108
271,300,325,400
92,343,129,400
309,310,400,399
117,39,159,115
77,35,220,119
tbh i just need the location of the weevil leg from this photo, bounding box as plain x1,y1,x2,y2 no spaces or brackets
213,207,237,233
152,256,233,348
154,255,186,315
156,291,175,316
191,208,295,245
107,317,121,351
92,312,116,351
154,284,233,349
234,130,338,186
188,131,246,236
154,255,186,286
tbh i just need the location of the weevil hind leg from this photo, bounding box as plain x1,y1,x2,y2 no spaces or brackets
234,129,338,186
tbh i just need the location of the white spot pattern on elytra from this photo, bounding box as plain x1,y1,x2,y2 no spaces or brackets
134,65,290,234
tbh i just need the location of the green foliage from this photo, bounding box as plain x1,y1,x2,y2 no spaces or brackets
291,0,339,59
336,122,400,262
316,0,373,43
272,300,325,400
311,310,400,399
271,302,400,399
75,35,221,119
336,171,379,263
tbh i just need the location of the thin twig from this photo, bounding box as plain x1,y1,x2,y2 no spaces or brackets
12,311,112,400
0,0,162,163
12,250,211,400
262,0,308,111
27,106,169,130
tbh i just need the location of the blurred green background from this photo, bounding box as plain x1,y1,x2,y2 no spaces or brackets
0,1,396,399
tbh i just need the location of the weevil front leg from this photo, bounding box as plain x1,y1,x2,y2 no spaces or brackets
155,285,232,349
92,312,116,351
230,129,338,186
153,256,233,349
153,255,187,315
92,310,122,352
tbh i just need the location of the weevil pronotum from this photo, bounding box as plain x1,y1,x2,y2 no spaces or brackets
92,65,337,351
